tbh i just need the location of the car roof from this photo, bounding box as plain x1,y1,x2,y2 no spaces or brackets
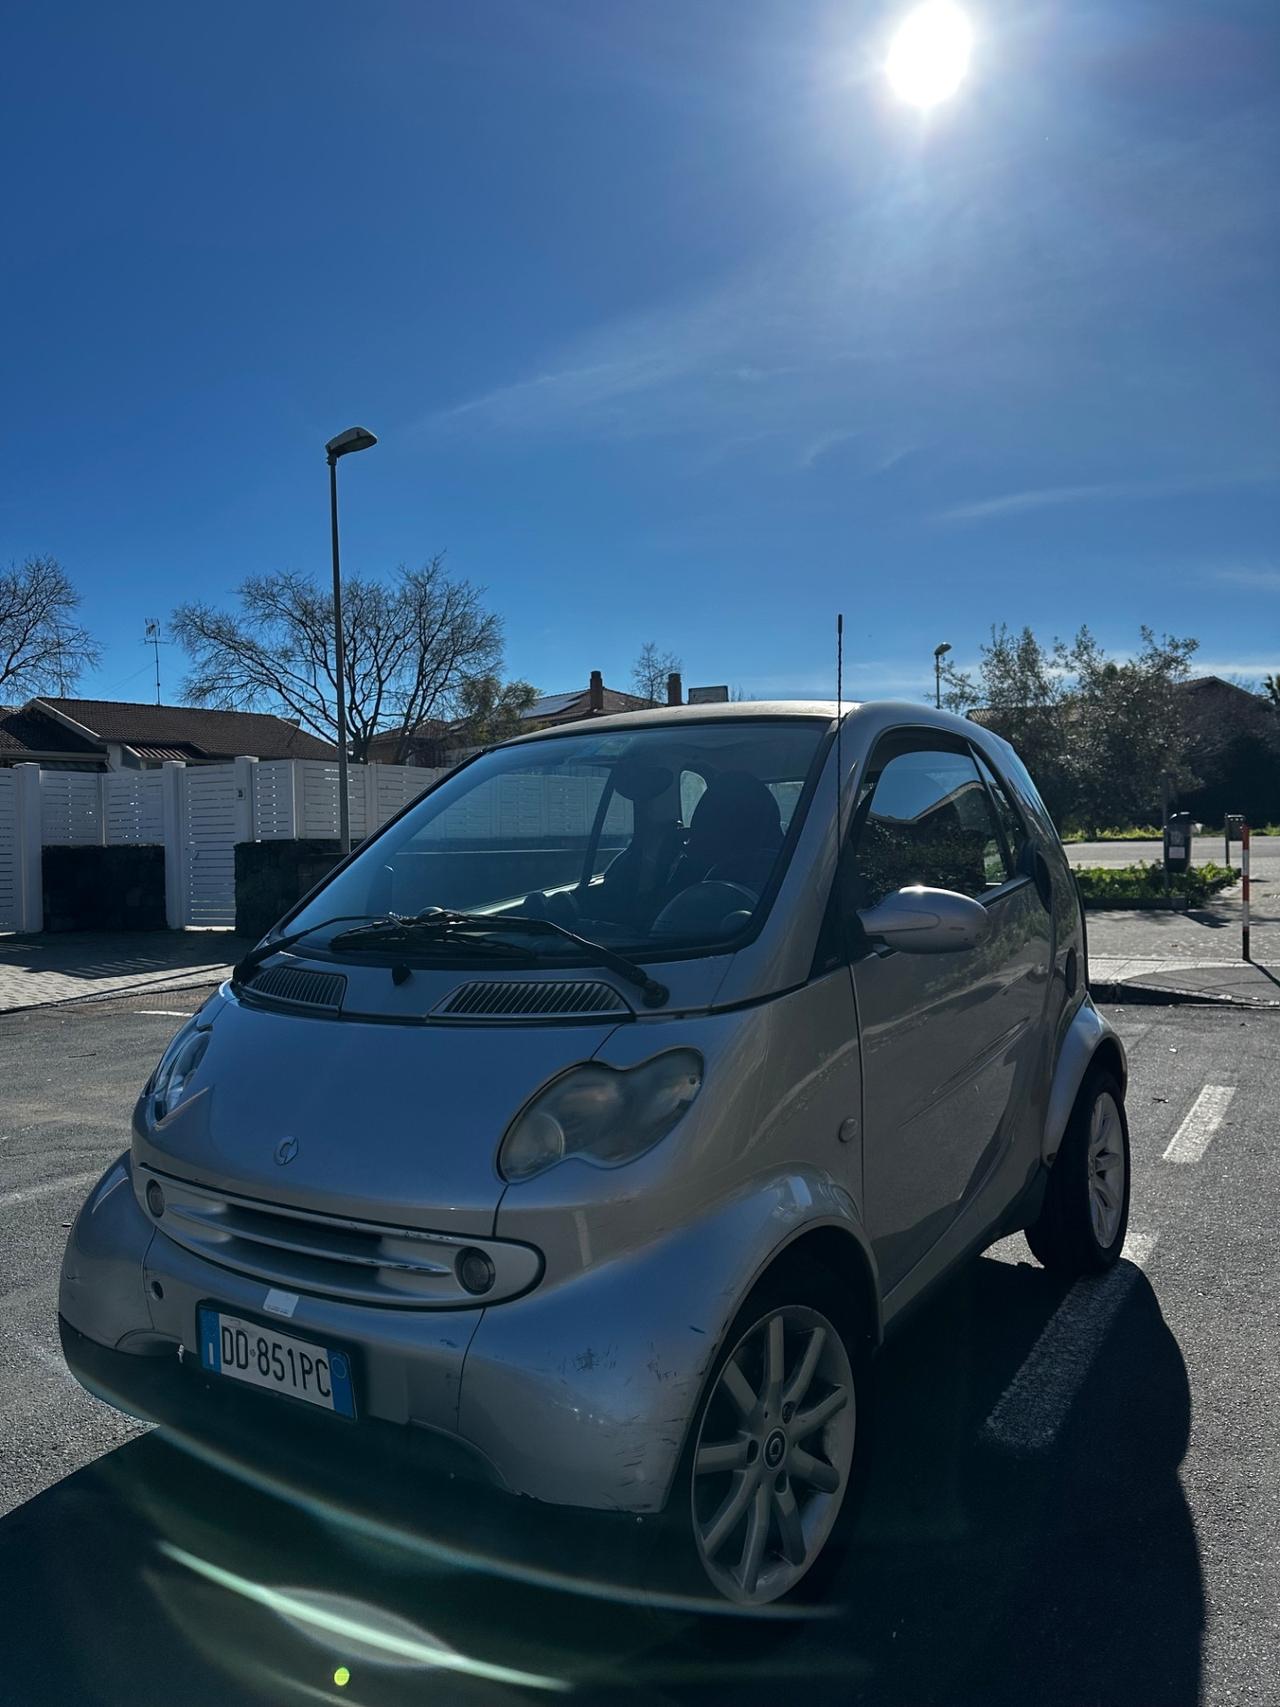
500,698,996,747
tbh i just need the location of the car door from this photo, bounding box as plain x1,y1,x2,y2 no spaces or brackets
847,729,1052,1294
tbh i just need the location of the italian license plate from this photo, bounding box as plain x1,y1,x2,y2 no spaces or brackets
197,1307,356,1417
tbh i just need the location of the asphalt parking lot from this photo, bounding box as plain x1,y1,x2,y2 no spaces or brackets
2,989,1277,1705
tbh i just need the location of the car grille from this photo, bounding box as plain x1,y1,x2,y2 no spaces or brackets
434,979,629,1019
247,966,347,1013
137,1168,540,1308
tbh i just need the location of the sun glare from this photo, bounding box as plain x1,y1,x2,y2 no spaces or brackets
886,1,973,108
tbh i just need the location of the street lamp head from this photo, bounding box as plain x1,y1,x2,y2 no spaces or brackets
326,426,378,462
934,641,953,659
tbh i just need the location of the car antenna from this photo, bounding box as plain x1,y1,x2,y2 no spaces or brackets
836,613,845,853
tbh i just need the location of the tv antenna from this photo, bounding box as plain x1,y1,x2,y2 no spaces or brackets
142,619,172,705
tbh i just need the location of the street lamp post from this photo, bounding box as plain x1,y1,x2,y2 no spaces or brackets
933,641,952,710
325,426,378,855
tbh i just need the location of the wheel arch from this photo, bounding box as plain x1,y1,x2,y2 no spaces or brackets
751,1223,882,1356
1043,997,1128,1167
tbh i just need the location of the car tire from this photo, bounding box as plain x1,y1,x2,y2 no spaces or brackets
664,1268,872,1613
1027,1069,1131,1274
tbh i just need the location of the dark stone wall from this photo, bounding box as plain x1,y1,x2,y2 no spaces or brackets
41,846,167,933
235,840,346,941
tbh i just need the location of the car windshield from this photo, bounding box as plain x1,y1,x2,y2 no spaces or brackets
285,717,829,962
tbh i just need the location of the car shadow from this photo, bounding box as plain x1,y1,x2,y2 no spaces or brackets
0,1252,1201,1707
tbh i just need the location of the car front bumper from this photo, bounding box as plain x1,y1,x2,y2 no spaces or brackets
61,1153,863,1516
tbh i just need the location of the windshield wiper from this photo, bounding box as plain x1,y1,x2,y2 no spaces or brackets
231,915,394,988
344,909,669,1008
327,912,537,963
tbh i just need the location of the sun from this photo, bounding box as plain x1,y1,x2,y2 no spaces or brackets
886,1,973,108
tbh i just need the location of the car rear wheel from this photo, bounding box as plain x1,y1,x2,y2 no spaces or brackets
1027,1070,1131,1274
687,1298,859,1607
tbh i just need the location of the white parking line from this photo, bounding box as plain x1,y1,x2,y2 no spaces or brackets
1163,1084,1236,1165
0,1169,102,1211
980,1231,1157,1454
137,1010,192,1018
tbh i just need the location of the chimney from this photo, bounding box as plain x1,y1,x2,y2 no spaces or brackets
666,671,683,707
588,669,604,713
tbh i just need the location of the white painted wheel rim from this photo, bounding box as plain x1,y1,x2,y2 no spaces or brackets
1087,1091,1126,1249
691,1305,855,1606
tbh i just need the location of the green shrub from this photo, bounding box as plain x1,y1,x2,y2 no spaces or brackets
1074,861,1237,906
1060,825,1163,843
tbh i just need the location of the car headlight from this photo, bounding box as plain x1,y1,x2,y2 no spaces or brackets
148,1019,211,1121
499,1050,703,1182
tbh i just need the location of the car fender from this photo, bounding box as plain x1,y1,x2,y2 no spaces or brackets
59,1153,159,1350
1043,996,1128,1166
458,1167,876,1514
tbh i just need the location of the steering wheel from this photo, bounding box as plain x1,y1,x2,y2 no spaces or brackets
651,880,758,940
524,889,583,928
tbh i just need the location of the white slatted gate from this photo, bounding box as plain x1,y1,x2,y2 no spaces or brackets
181,764,245,927
0,770,17,932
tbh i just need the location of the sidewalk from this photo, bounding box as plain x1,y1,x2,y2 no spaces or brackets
0,931,244,1013
1085,872,1279,1006
1090,955,1280,1008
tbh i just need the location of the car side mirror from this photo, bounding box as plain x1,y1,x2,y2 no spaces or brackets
857,885,990,954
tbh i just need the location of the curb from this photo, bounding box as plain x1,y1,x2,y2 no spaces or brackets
0,972,231,1019
1090,978,1280,1011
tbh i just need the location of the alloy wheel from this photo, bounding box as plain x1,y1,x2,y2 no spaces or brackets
691,1304,855,1606
1087,1090,1126,1249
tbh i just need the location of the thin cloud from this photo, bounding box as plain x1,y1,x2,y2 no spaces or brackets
938,482,1157,522
1213,568,1280,591
939,472,1277,524
798,428,859,470
1192,660,1274,681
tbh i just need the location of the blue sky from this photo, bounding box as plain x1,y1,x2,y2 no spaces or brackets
2,0,1277,708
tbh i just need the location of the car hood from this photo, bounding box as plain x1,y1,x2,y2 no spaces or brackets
132,994,623,1237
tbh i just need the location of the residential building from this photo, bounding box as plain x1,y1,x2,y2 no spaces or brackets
0,697,334,771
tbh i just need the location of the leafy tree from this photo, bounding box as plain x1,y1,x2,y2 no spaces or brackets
0,556,100,698
938,624,1074,813
172,557,507,762
452,672,538,746
632,641,682,705
940,623,1200,829
1264,673,1280,709
1067,627,1199,832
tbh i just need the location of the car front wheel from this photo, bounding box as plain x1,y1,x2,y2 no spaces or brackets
687,1297,859,1607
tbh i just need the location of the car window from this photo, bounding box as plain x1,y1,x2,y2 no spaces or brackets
680,768,707,826
769,779,804,831
683,770,802,833
852,741,1011,906
286,717,829,959
973,749,1029,870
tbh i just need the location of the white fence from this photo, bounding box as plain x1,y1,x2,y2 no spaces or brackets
0,758,443,934
41,771,167,847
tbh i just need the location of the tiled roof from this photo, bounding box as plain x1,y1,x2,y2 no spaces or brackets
35,698,336,760
0,705,105,760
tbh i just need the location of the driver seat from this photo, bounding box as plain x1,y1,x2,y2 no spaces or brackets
661,772,783,902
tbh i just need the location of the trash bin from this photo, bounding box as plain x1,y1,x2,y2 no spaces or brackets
1164,810,1193,878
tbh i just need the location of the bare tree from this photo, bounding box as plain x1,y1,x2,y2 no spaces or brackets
632,641,682,705
171,557,511,762
0,556,100,698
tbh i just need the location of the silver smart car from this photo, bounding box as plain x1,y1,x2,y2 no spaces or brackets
60,702,1130,1607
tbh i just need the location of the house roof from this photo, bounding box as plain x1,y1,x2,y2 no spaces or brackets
32,698,336,761
0,704,106,762
520,685,654,721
